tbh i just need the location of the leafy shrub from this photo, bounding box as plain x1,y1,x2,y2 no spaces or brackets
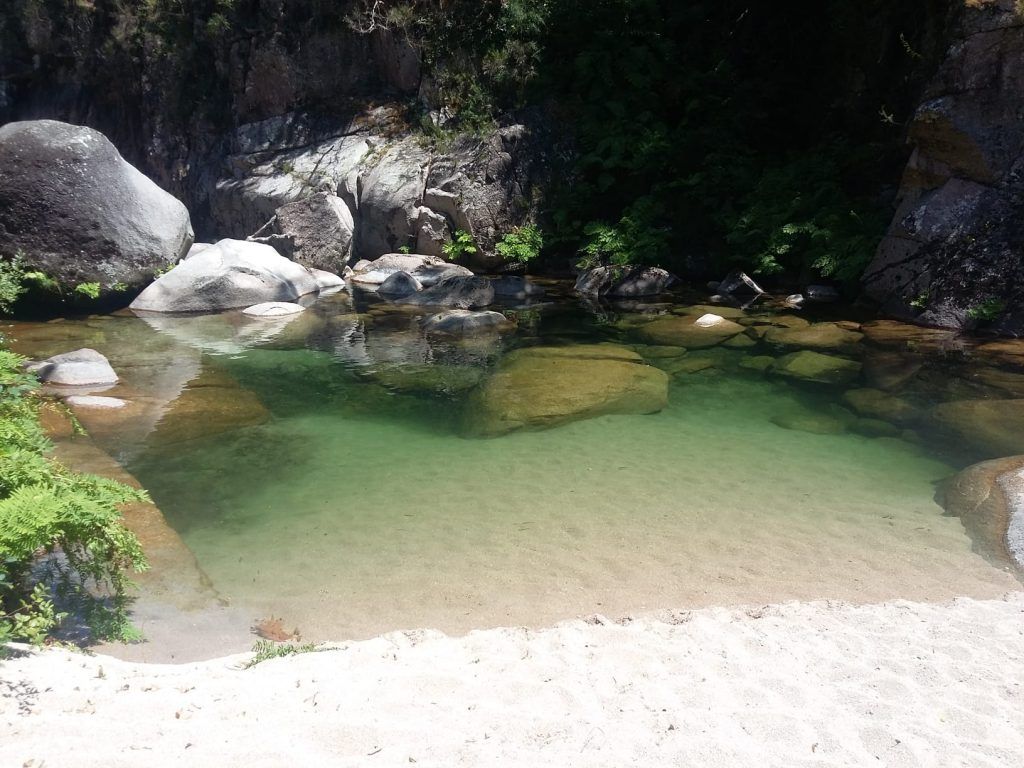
0,256,26,314
967,299,1006,323
495,225,543,265
577,198,671,270
442,229,478,261
74,282,102,300
0,348,148,652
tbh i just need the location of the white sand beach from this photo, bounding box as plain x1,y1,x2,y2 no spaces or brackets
4,592,1023,768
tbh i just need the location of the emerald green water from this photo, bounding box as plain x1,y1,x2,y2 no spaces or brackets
5,285,1020,642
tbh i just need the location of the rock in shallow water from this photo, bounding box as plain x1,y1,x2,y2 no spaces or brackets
769,351,862,385
637,314,744,348
28,348,119,386
422,310,513,336
131,239,319,313
397,275,495,309
930,399,1024,458
943,456,1024,572
462,345,669,437
378,271,423,297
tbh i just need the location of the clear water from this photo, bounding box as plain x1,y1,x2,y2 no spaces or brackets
5,284,1021,643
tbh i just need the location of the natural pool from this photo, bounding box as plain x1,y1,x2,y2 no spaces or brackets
5,282,1022,648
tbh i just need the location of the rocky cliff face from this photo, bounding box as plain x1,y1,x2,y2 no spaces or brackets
863,0,1024,333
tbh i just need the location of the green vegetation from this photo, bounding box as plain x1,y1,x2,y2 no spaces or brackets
0,256,26,314
495,225,543,266
74,282,102,300
0,348,148,653
967,299,1007,323
243,639,320,668
442,230,478,262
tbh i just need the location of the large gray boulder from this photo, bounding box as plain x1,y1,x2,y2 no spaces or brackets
377,271,423,297
396,275,495,309
0,120,193,294
260,192,355,273
130,239,318,313
357,137,432,257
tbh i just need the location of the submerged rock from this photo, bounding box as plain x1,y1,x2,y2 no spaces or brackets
372,364,484,395
930,399,1024,458
131,239,318,313
637,314,744,348
28,348,119,386
0,120,193,294
943,456,1024,572
764,323,863,353
397,275,495,309
769,351,862,385
463,345,669,436
422,310,513,336
842,388,919,424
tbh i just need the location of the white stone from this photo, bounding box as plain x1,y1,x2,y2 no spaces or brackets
694,313,726,328
65,395,127,409
242,302,306,317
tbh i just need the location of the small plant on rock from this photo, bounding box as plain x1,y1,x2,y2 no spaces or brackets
443,229,478,262
495,225,543,266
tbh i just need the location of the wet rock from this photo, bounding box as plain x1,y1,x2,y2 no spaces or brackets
28,348,118,386
771,410,850,435
378,271,423,297
764,322,863,353
396,275,495,309
851,418,901,438
242,302,306,317
722,334,757,349
0,120,193,294
422,310,513,335
463,345,669,436
131,239,318,313
842,388,919,424
717,270,765,296
150,383,270,446
739,355,775,373
930,399,1024,458
575,266,677,297
967,367,1024,398
975,340,1024,369
490,276,545,299
860,320,960,351
943,455,1024,572
64,395,127,409
667,357,716,375
769,351,862,385
309,268,346,291
862,351,923,391
372,364,484,396
637,313,744,348
635,345,689,360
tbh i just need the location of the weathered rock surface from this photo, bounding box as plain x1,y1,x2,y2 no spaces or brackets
131,239,318,313
422,310,513,336
397,275,495,309
0,120,193,294
309,268,345,291
256,192,355,272
943,455,1024,572
862,0,1024,333
377,271,423,297
28,348,118,386
637,314,744,348
769,351,862,385
575,266,677,297
930,399,1024,458
463,345,669,436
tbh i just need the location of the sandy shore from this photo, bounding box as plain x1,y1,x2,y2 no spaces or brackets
4,593,1023,768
